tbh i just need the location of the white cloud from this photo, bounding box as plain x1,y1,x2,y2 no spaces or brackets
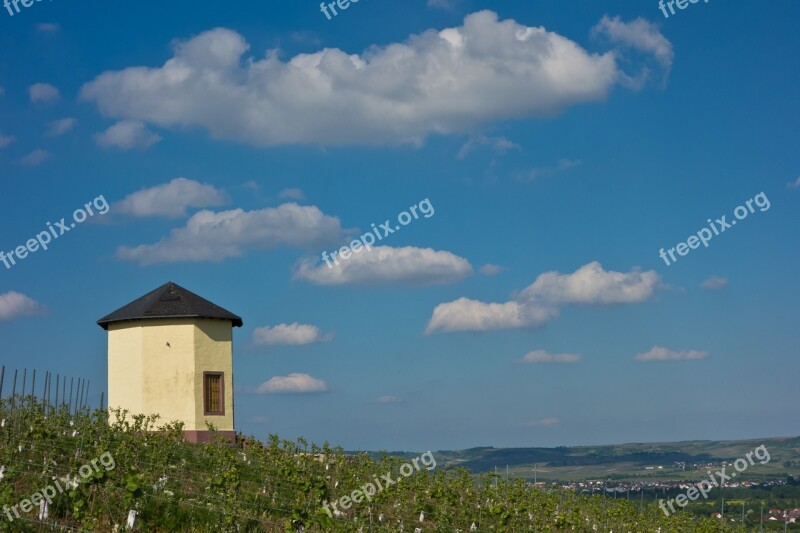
426,262,658,334
786,177,800,189
700,276,728,290
375,395,402,404
518,261,659,304
479,263,504,276
36,23,60,32
591,16,673,86
255,373,328,394
0,133,14,149
29,83,60,103
94,120,161,150
519,350,581,364
115,177,227,218
634,346,709,362
117,202,346,265
0,292,43,321
45,117,76,137
295,246,472,286
19,149,51,166
278,188,305,201
78,11,667,147
426,298,558,334
457,135,519,159
253,322,333,346
521,417,559,427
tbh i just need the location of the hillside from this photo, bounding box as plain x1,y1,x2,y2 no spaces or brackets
0,397,745,532
414,438,800,482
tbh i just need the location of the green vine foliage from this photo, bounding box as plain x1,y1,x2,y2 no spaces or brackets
0,397,754,531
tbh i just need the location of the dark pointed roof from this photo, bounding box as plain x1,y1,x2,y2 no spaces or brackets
97,282,243,330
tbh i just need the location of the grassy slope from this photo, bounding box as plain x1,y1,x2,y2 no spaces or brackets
1,398,741,532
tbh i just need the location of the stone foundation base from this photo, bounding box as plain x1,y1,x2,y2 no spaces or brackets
184,430,236,443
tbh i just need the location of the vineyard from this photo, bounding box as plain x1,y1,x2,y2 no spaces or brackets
0,396,748,532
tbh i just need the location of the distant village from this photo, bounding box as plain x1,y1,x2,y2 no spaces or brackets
530,460,800,524
554,477,791,495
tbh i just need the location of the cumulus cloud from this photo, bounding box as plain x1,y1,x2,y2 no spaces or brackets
295,246,472,286
19,149,51,166
117,202,346,265
94,120,161,150
0,292,43,321
253,322,333,346
592,16,673,86
115,177,227,218
426,298,558,334
634,346,709,362
79,12,669,147
426,262,658,334
518,261,659,304
45,117,76,137
278,188,305,201
29,83,60,103
518,350,581,364
700,276,728,290
255,373,328,394
521,417,559,427
0,133,14,149
479,263,504,276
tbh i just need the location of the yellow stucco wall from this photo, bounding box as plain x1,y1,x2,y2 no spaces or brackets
107,318,234,433
193,319,234,432
141,319,198,428
108,322,143,415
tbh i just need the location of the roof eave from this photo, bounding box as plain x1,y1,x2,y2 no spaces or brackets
97,315,243,330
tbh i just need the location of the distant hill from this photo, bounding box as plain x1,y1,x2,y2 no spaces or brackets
369,436,800,482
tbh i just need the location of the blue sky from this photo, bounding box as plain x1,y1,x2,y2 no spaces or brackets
1,0,798,452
